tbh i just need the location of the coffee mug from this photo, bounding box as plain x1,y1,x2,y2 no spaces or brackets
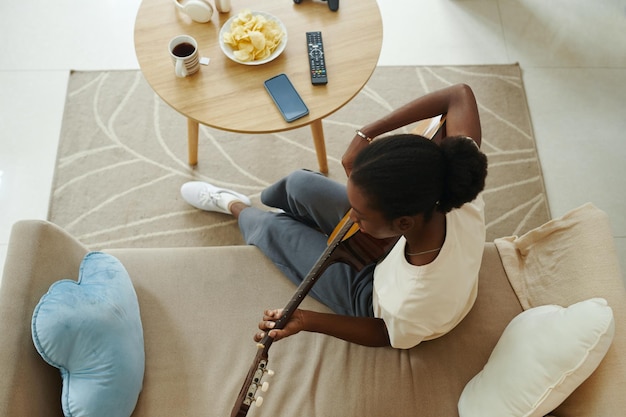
169,35,200,78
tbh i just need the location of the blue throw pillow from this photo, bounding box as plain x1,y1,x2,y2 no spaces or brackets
31,252,145,417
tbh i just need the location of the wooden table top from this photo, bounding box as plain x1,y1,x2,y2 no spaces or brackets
134,0,383,134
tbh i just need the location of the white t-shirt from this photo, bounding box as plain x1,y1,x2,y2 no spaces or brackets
372,194,485,349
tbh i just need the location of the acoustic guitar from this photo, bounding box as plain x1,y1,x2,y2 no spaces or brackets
230,114,446,416
230,212,398,417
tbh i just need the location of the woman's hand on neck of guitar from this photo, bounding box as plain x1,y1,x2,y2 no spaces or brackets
255,308,305,343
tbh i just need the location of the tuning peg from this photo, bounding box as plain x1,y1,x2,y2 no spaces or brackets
255,396,264,407
261,381,270,392
266,369,275,377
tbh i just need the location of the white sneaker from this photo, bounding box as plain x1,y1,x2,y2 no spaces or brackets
180,181,251,214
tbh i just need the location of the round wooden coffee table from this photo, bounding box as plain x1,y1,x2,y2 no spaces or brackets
134,0,382,173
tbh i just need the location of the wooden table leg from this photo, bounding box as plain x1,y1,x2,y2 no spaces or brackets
310,119,328,174
187,118,199,166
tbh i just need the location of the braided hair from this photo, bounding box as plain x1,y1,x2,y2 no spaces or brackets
349,134,488,221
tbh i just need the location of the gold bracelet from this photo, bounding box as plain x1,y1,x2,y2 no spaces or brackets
355,129,373,143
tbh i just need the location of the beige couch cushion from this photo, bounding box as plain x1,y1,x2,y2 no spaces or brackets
106,244,521,417
494,203,626,416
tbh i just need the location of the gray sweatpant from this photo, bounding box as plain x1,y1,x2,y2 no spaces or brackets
238,170,375,317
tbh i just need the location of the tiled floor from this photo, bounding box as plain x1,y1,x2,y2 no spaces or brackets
1,0,625,287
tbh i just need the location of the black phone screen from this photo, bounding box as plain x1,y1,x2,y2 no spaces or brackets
264,74,309,122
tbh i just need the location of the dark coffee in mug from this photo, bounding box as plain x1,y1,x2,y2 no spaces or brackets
169,35,200,77
172,42,196,58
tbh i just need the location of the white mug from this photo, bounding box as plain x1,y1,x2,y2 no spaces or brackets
214,0,231,13
169,35,200,78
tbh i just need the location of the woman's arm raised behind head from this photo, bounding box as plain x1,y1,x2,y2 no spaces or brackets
342,84,482,176
357,83,481,147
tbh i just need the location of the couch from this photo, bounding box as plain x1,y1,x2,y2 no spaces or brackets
1,203,624,417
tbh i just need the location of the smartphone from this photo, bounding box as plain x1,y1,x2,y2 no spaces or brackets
264,74,309,122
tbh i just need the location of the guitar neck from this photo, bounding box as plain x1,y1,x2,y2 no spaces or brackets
257,216,356,349
230,217,358,417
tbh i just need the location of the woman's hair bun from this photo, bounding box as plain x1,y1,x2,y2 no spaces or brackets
437,136,488,213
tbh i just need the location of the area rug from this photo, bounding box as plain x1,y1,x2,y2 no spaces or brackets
49,65,550,249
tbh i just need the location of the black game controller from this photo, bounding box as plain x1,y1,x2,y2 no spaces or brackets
293,0,339,12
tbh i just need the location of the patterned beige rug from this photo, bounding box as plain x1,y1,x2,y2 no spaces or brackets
49,65,550,249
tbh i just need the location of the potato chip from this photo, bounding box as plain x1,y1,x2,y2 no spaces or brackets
248,31,266,51
223,9,285,62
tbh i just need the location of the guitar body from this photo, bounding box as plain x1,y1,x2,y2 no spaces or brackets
230,213,398,417
330,226,398,271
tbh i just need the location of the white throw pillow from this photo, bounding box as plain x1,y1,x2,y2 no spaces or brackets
458,298,614,417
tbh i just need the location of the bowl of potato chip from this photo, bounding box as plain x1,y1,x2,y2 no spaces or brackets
219,9,287,65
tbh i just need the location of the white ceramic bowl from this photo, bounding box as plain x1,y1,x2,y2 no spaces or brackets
219,11,288,65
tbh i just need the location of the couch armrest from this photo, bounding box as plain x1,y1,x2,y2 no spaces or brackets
0,220,88,416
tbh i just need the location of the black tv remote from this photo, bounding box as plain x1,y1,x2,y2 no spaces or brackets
306,31,328,85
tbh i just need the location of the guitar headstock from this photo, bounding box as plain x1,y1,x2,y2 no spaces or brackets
231,342,275,417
